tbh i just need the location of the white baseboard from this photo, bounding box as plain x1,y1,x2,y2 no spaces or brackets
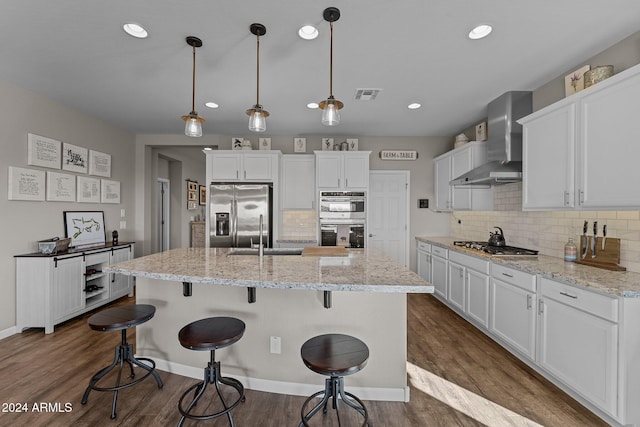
0,326,17,341
149,357,409,402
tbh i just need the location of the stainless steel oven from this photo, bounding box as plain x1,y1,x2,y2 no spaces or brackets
319,191,365,220
320,221,365,248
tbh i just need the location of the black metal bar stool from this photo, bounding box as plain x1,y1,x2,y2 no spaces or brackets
81,304,163,419
299,333,371,427
177,316,246,427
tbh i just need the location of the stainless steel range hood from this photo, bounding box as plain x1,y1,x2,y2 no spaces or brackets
451,91,532,186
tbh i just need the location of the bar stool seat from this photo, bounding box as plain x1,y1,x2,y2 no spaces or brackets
81,304,163,419
299,333,371,427
177,316,246,427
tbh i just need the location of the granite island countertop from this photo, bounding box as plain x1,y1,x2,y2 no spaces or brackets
105,247,432,293
416,236,640,298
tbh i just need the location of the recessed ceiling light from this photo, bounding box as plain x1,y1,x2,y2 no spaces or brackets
408,103,421,109
298,25,319,40
205,102,219,109
203,147,213,151
468,24,492,40
307,102,319,109
123,23,148,39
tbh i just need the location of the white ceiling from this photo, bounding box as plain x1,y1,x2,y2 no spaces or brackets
1,1,639,138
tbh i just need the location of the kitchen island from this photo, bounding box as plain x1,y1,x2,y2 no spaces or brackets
105,247,432,401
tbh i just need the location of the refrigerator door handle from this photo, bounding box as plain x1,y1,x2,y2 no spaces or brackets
232,199,237,247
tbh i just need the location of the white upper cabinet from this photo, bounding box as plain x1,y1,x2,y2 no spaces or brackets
520,63,640,210
433,141,493,211
281,154,315,210
315,151,370,190
522,103,576,209
208,151,279,182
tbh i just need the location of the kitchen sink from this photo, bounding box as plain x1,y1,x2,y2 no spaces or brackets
228,248,303,256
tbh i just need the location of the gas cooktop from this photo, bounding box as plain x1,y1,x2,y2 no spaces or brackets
453,241,539,256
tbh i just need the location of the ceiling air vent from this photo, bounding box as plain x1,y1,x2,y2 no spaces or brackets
354,88,382,101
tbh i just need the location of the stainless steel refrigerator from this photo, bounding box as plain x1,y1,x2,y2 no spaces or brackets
209,183,272,248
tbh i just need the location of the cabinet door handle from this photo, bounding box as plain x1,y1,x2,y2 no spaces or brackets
346,178,349,188
236,170,239,179
338,178,341,188
579,189,584,204
563,191,569,206
559,291,578,299
311,200,315,209
538,299,544,314
244,170,247,179
501,272,514,278
526,293,532,309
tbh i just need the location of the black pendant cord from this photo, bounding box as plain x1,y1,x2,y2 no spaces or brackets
329,21,334,99
191,45,196,114
256,34,260,107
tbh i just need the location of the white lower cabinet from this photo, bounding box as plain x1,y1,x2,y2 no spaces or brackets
538,277,618,417
489,264,537,360
448,251,490,328
448,261,466,312
466,268,490,328
430,246,448,300
416,241,432,284
414,240,640,426
16,243,135,334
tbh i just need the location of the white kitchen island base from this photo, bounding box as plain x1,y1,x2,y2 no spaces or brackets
135,277,410,401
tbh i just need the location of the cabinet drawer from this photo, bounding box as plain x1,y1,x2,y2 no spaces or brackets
417,241,431,252
431,245,448,258
85,251,110,265
491,264,536,292
540,277,618,322
449,251,489,274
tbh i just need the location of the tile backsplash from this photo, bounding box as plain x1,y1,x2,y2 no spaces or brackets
450,183,640,273
280,210,317,238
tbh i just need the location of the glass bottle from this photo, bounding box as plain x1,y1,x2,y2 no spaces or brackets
564,238,577,262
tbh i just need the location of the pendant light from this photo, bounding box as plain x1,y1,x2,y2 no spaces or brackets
319,7,343,126
246,23,269,133
181,36,204,137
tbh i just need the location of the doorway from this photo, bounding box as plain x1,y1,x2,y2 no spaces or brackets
157,178,170,252
368,171,410,266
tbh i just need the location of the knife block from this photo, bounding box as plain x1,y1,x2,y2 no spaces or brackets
575,236,626,271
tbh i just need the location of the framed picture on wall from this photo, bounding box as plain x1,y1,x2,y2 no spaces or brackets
199,185,206,205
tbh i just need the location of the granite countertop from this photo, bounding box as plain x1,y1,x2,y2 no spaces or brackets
104,247,432,293
416,236,640,298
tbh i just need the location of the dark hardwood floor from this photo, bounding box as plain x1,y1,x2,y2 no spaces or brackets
0,293,607,426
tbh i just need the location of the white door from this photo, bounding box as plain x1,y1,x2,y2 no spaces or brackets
368,171,409,266
157,178,170,252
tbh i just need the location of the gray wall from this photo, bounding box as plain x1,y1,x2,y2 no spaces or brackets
0,78,136,333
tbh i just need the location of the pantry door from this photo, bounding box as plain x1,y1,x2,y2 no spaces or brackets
368,171,410,266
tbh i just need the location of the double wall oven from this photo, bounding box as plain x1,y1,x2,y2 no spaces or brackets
319,191,366,248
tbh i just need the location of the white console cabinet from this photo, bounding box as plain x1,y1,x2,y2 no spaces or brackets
16,243,134,334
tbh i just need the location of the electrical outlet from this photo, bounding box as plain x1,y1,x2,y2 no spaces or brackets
270,336,281,354
119,220,126,229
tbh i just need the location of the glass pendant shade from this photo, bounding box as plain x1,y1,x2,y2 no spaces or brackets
184,114,203,137
248,107,267,133
321,101,340,126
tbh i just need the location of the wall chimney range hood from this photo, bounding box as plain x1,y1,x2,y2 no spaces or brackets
450,91,532,186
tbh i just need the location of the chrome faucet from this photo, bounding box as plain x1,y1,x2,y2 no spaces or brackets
258,214,264,258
